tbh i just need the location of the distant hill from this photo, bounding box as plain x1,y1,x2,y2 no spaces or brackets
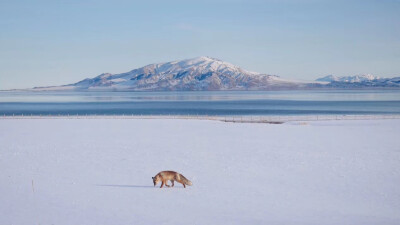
316,74,400,88
29,57,399,91
32,57,310,91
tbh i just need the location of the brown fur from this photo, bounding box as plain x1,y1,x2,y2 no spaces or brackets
152,171,193,188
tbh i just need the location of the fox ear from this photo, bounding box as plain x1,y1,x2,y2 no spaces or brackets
152,177,154,179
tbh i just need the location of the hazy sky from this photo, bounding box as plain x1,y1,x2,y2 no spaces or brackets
0,0,399,89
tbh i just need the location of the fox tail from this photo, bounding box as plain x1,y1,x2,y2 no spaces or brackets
180,174,193,186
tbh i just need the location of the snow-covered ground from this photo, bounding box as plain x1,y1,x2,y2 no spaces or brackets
1,119,399,225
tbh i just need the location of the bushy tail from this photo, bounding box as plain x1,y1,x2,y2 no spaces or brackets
180,174,193,186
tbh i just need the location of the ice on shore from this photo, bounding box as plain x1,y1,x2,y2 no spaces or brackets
0,119,399,224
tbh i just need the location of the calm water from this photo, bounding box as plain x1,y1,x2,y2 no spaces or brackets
0,90,400,116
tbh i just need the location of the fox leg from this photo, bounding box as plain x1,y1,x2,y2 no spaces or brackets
171,180,174,187
160,181,165,188
165,181,170,187
175,179,185,188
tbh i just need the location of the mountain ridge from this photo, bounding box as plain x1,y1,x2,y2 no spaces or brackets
316,74,380,83
35,56,307,91
28,56,400,91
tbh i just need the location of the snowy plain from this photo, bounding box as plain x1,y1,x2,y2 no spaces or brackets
0,118,399,225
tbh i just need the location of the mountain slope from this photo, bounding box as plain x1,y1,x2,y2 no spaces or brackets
30,57,399,91
34,57,308,91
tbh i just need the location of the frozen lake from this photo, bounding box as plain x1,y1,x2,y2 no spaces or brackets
1,118,399,224
1,90,400,116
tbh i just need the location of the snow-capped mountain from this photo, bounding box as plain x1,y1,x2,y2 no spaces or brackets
315,74,400,88
30,57,399,91
33,57,308,91
316,74,380,83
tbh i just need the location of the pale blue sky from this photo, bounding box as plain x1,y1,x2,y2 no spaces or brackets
0,0,399,89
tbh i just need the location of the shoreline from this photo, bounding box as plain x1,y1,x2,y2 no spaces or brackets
1,114,400,123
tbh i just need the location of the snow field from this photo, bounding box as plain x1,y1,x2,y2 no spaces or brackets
0,119,399,224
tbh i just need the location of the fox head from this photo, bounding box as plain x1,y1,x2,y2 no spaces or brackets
152,176,159,187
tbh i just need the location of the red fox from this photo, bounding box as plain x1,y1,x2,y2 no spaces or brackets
152,171,193,188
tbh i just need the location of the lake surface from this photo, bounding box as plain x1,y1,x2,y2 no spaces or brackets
1,90,400,116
